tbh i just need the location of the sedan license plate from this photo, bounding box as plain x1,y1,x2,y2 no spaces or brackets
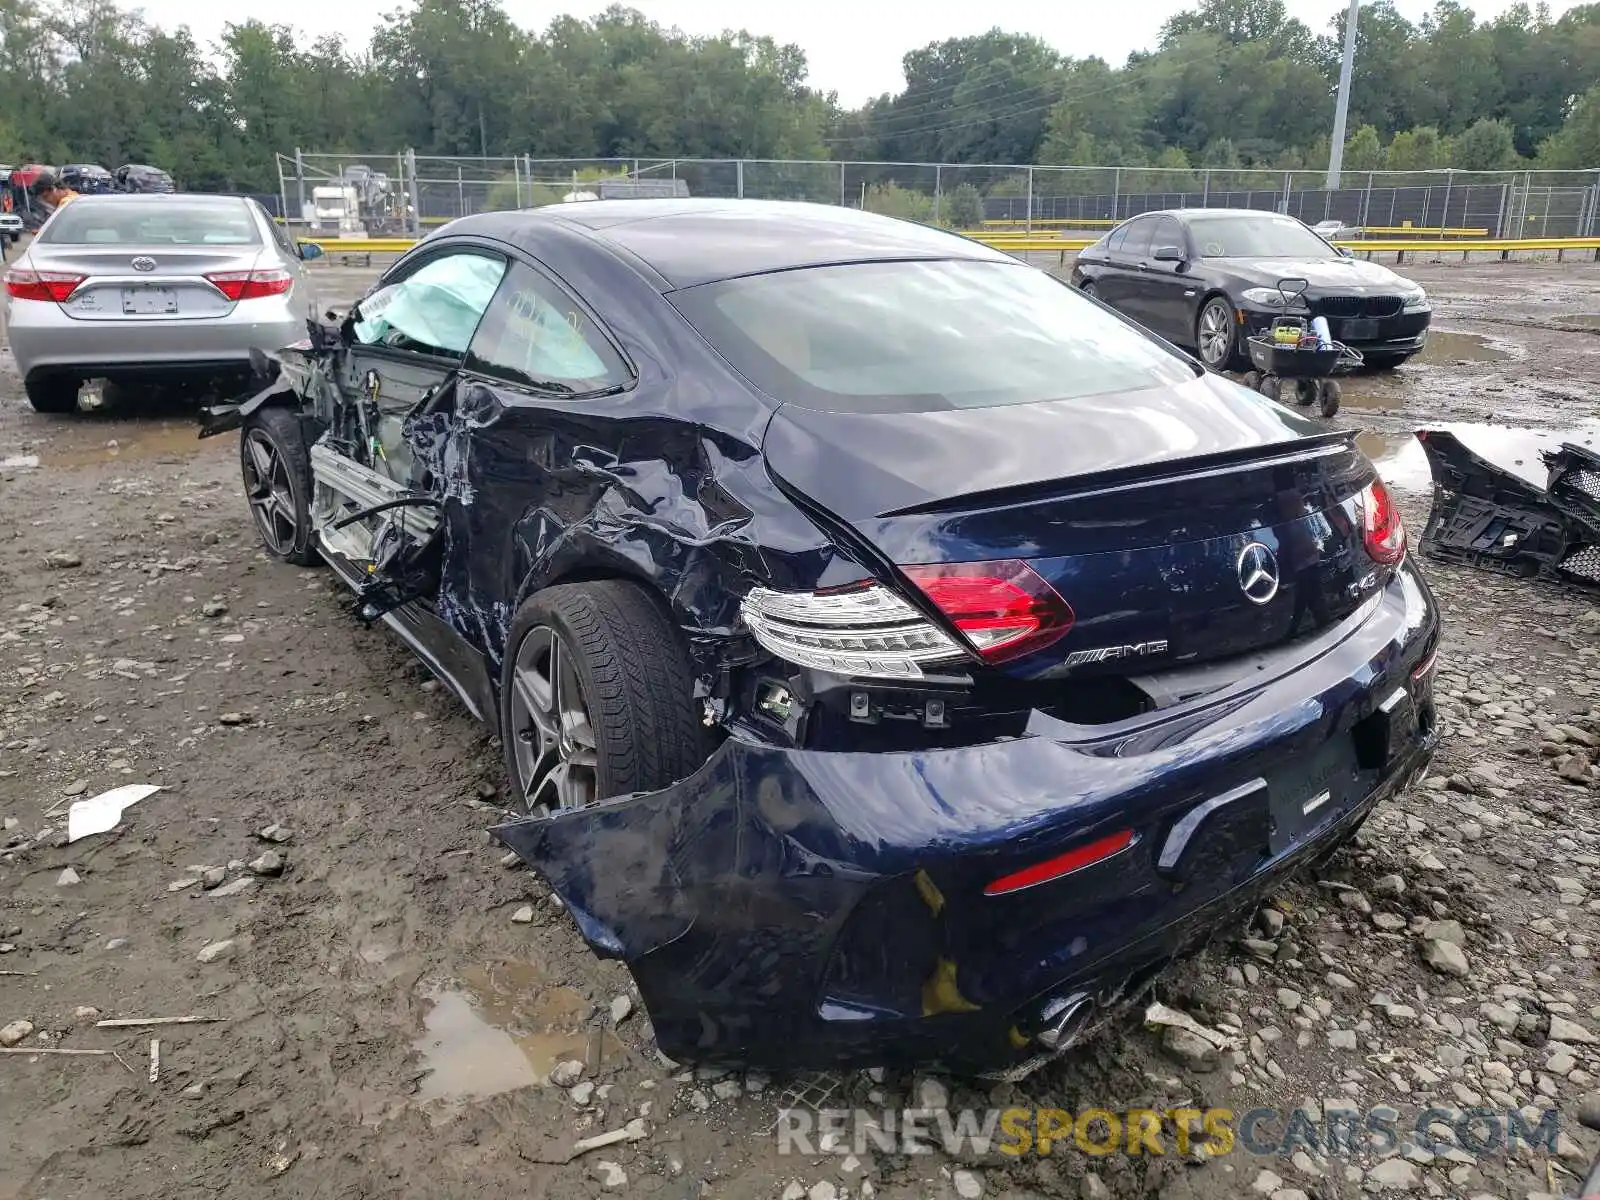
1338,318,1377,341
121,286,178,315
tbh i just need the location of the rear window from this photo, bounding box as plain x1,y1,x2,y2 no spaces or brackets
40,200,259,246
669,259,1196,414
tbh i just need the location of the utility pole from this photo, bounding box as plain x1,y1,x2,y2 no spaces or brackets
1326,0,1361,190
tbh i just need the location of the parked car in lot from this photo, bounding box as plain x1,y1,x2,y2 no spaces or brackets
205,199,1439,1073
0,210,22,245
115,163,175,193
5,193,324,413
1071,207,1432,371
59,163,117,194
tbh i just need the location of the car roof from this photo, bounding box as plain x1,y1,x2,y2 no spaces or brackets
446,199,1013,290
1126,208,1305,222
66,193,238,205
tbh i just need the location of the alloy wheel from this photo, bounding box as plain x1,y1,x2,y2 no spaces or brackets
1198,300,1233,366
509,625,599,812
242,429,300,557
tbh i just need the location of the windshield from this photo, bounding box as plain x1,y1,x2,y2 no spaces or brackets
40,199,259,246
1190,215,1333,258
669,259,1196,414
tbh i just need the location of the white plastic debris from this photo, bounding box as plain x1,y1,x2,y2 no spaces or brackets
0,455,39,469
67,784,162,843
1143,1001,1238,1049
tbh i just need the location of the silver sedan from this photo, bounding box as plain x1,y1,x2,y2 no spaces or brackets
5,193,325,413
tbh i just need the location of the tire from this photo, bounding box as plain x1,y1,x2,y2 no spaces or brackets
1195,296,1239,369
240,406,319,566
1258,374,1282,403
500,580,705,814
1293,379,1320,408
1078,281,1097,299
1362,352,1411,372
1319,379,1342,418
25,376,79,414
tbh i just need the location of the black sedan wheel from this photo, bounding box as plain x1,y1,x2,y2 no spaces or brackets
1078,280,1097,299
241,408,319,566
501,581,705,815
1196,297,1237,369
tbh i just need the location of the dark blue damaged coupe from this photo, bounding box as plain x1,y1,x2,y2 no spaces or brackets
205,199,1440,1077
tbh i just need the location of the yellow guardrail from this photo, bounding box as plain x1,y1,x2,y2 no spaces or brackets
983,218,1119,228
292,232,1600,265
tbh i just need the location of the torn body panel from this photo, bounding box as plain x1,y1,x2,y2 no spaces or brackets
494,561,1439,1071
1418,427,1600,587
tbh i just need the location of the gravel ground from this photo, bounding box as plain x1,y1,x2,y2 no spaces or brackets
6,258,1600,1200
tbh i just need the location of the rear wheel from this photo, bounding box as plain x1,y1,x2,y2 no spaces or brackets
25,376,79,414
1196,297,1238,369
501,581,705,814
1319,379,1342,418
240,407,318,566
1293,379,1320,408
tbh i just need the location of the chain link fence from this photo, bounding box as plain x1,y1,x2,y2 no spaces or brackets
277,151,1600,238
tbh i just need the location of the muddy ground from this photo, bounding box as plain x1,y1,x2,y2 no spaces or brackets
6,258,1600,1200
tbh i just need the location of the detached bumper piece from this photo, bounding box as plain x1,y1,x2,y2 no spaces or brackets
1418,430,1600,587
493,568,1438,1074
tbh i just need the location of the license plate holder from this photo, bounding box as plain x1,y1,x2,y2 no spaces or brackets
1338,317,1377,341
121,286,178,315
1265,736,1362,856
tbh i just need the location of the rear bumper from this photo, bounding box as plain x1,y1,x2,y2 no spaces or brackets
496,561,1440,1072
7,298,303,382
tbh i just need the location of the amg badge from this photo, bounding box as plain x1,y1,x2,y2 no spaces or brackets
1062,639,1170,668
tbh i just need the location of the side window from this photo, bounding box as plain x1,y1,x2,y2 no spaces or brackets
354,250,508,358
466,262,631,395
1106,223,1129,252
261,204,296,257
1152,217,1182,252
1119,218,1154,258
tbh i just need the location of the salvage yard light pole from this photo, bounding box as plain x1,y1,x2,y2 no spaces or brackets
1327,0,1361,190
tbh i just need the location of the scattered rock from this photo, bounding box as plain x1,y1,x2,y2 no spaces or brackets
56,868,80,887
952,1169,984,1199
1276,988,1302,1011
1366,1157,1419,1189
218,712,249,726
201,867,227,890
210,877,255,898
0,1019,34,1047
593,1161,627,1189
43,550,82,569
510,905,534,924
1422,919,1465,945
569,1081,595,1105
548,1059,585,1087
1081,1175,1111,1200
202,601,229,618
1550,1016,1598,1045
196,939,235,964
257,824,293,844
1160,1025,1220,1071
247,851,284,877
1252,1170,1284,1194
1422,938,1470,977
1372,912,1407,932
610,994,633,1025
916,1076,950,1110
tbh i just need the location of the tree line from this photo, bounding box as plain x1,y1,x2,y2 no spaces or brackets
4,0,1600,196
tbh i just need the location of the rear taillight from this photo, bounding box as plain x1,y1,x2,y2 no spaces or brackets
5,268,85,302
900,559,1074,664
205,268,293,301
740,582,965,679
1359,478,1406,565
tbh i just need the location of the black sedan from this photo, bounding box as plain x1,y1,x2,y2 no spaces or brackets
1070,207,1433,371
203,199,1438,1074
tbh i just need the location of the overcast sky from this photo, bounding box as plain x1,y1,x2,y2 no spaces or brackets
129,0,1586,105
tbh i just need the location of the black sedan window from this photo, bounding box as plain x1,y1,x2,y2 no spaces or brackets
1188,214,1332,258
1119,218,1154,258
466,262,630,395
670,259,1197,415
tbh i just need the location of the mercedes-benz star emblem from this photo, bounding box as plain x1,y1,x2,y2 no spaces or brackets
131,256,156,272
1237,541,1280,605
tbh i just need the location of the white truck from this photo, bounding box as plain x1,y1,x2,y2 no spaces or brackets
308,186,364,239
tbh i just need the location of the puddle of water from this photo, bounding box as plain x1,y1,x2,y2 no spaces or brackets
1357,418,1600,494
1554,314,1600,328
40,420,218,469
1415,330,1509,365
410,961,618,1111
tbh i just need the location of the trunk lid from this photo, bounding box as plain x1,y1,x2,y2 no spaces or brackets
762,372,1385,679
31,245,259,321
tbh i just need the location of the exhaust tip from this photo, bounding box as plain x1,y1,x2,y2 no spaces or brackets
1035,991,1095,1050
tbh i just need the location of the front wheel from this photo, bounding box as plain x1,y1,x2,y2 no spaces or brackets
1319,379,1342,418
240,407,319,566
500,581,706,814
1196,297,1238,369
1078,281,1097,300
